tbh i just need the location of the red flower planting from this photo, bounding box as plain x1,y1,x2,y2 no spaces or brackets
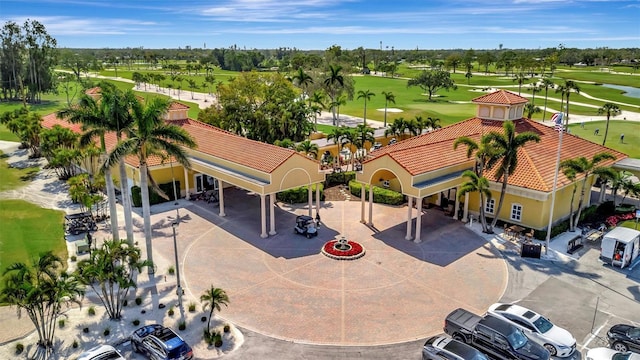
321,239,365,260
606,212,635,228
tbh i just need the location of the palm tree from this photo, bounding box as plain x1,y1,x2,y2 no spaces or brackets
423,116,442,131
557,80,580,125
200,286,230,335
381,91,395,127
560,165,578,231
330,95,347,126
453,136,498,233
559,152,616,229
104,97,196,273
296,139,319,159
323,65,344,125
327,127,348,169
524,103,542,119
291,68,313,103
540,78,554,122
598,103,621,146
384,117,406,139
353,123,375,165
609,170,633,207
58,86,120,239
458,170,492,233
1,252,83,351
512,72,527,95
309,90,326,130
274,138,295,149
357,89,375,126
484,121,541,230
76,239,151,319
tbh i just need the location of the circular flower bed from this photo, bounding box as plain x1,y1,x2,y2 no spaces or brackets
321,239,365,260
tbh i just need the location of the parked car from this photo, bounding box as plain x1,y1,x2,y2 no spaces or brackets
422,335,490,360
78,344,125,360
586,347,640,360
444,308,550,360
488,303,576,357
608,324,640,353
131,324,194,360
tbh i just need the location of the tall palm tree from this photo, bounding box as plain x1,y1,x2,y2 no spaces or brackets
458,170,493,233
512,72,527,95
291,68,313,103
330,95,347,126
1,252,83,351
598,103,621,146
200,286,230,335
323,65,344,125
557,80,580,125
58,87,120,239
540,78,554,122
309,90,326,130
353,123,375,164
453,135,498,233
104,97,196,273
296,139,319,159
357,89,375,126
559,152,616,229
560,165,578,231
484,121,541,230
609,170,633,207
381,91,395,127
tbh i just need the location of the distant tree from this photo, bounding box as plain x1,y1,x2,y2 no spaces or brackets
540,78,555,122
597,103,621,146
407,70,456,101
357,89,375,126
445,53,462,73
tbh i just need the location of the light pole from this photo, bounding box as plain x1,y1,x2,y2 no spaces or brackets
171,221,185,321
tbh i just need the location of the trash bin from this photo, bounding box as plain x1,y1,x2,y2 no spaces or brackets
521,243,541,258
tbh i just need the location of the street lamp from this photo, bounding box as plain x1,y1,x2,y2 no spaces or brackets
171,221,184,320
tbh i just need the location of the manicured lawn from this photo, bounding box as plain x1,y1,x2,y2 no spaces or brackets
567,120,640,158
0,124,20,142
0,199,68,292
0,151,40,191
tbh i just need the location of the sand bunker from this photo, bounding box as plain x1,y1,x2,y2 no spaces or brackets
377,108,403,113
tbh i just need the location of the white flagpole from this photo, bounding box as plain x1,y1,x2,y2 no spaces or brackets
545,115,564,255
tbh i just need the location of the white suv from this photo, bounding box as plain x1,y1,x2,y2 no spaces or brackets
487,303,576,357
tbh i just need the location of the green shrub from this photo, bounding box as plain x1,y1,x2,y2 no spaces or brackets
135,296,142,305
131,181,181,207
72,340,79,349
167,266,175,275
70,255,77,262
597,201,615,215
325,171,356,187
87,306,96,316
214,333,223,347
276,183,324,204
348,181,404,205
132,319,140,326
58,319,65,328
15,343,24,354
103,327,110,337
178,321,186,331
168,306,175,316
123,299,128,307
188,302,197,312
223,324,230,333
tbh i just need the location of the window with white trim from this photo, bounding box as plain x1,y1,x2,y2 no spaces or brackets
485,198,495,214
510,203,523,222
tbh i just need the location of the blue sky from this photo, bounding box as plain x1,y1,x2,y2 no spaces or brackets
2,0,639,50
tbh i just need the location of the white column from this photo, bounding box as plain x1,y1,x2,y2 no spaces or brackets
315,185,320,216
260,194,268,238
269,193,276,235
437,192,442,206
599,183,606,203
360,183,366,223
405,196,413,240
462,192,469,222
308,186,313,217
367,184,374,226
415,197,423,243
453,188,460,220
183,168,190,199
218,180,226,217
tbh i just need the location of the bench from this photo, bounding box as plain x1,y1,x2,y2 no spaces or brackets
567,236,583,254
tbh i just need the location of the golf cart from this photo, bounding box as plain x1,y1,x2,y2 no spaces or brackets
294,215,318,238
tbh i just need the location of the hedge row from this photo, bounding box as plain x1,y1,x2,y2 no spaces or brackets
348,180,404,205
276,183,324,204
325,171,356,187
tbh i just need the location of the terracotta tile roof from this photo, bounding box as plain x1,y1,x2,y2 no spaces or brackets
168,119,302,173
168,102,190,110
366,118,627,192
472,90,528,105
42,112,304,173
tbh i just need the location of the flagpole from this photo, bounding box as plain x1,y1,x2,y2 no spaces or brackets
545,114,564,255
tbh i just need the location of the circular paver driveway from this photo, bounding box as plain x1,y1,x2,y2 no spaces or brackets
179,197,506,346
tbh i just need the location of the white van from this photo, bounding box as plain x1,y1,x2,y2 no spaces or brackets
600,227,640,269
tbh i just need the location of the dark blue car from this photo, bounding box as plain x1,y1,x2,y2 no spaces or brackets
131,324,193,360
